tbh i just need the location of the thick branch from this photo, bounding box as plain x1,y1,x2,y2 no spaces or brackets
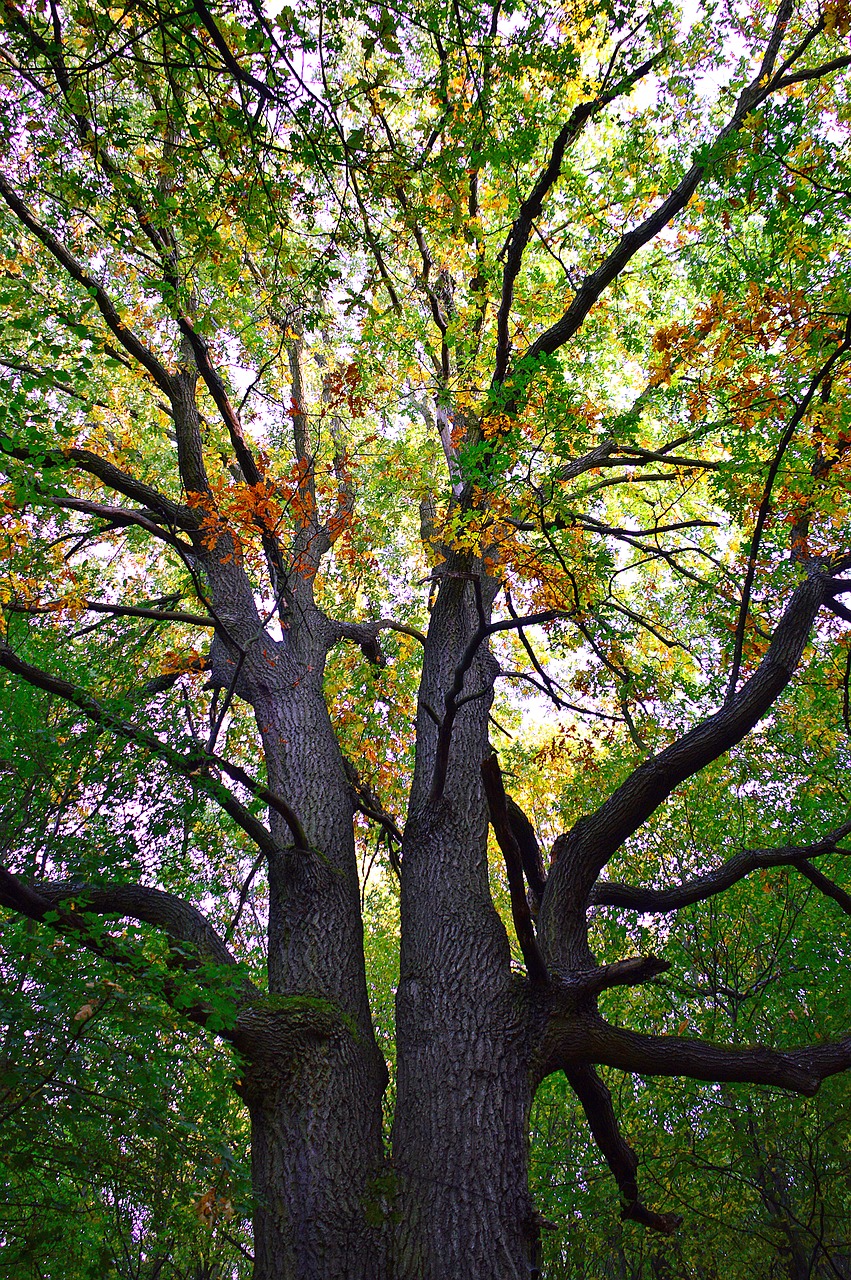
564,1064,680,1233
562,955,671,999
333,615,428,667
543,571,832,926
1,436,193,533
505,794,548,910
27,879,240,970
591,823,851,912
0,866,255,1034
579,1016,851,1097
43,495,195,553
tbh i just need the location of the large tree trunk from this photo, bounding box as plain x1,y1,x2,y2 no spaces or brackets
218,607,389,1279
244,1025,387,1280
392,572,539,1277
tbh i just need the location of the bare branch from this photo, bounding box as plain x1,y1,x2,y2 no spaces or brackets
591,823,851,912
561,955,671,999
577,1015,851,1097
432,605,563,801
793,858,851,915
481,752,548,985
8,599,213,628
342,756,404,865
563,1064,680,1233
505,793,548,910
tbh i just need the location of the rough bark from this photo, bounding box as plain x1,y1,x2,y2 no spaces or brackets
207,590,389,1279
393,568,539,1278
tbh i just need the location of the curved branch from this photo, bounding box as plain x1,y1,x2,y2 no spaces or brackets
563,1064,680,1233
591,823,851,912
542,570,833,946
1,439,194,530
27,878,240,970
726,316,851,700
333,616,428,659
0,866,256,1034
342,756,404,849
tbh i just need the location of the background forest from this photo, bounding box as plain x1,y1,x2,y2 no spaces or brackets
0,0,850,1274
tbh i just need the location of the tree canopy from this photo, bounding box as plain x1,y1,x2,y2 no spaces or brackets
1,0,851,1274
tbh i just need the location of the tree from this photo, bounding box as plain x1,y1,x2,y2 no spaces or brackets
1,0,851,1273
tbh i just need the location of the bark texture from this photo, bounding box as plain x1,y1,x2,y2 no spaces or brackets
392,571,539,1278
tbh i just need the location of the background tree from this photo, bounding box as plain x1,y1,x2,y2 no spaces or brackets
1,0,851,1275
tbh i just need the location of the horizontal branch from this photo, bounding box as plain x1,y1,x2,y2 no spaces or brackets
579,1015,851,1097
1,438,193,531
562,956,671,999
45,495,195,554
591,823,851,912
27,878,241,970
0,866,255,1036
332,615,428,666
8,599,213,628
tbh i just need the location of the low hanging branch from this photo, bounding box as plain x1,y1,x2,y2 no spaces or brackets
481,752,548,986
0,866,256,1037
563,1063,681,1234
